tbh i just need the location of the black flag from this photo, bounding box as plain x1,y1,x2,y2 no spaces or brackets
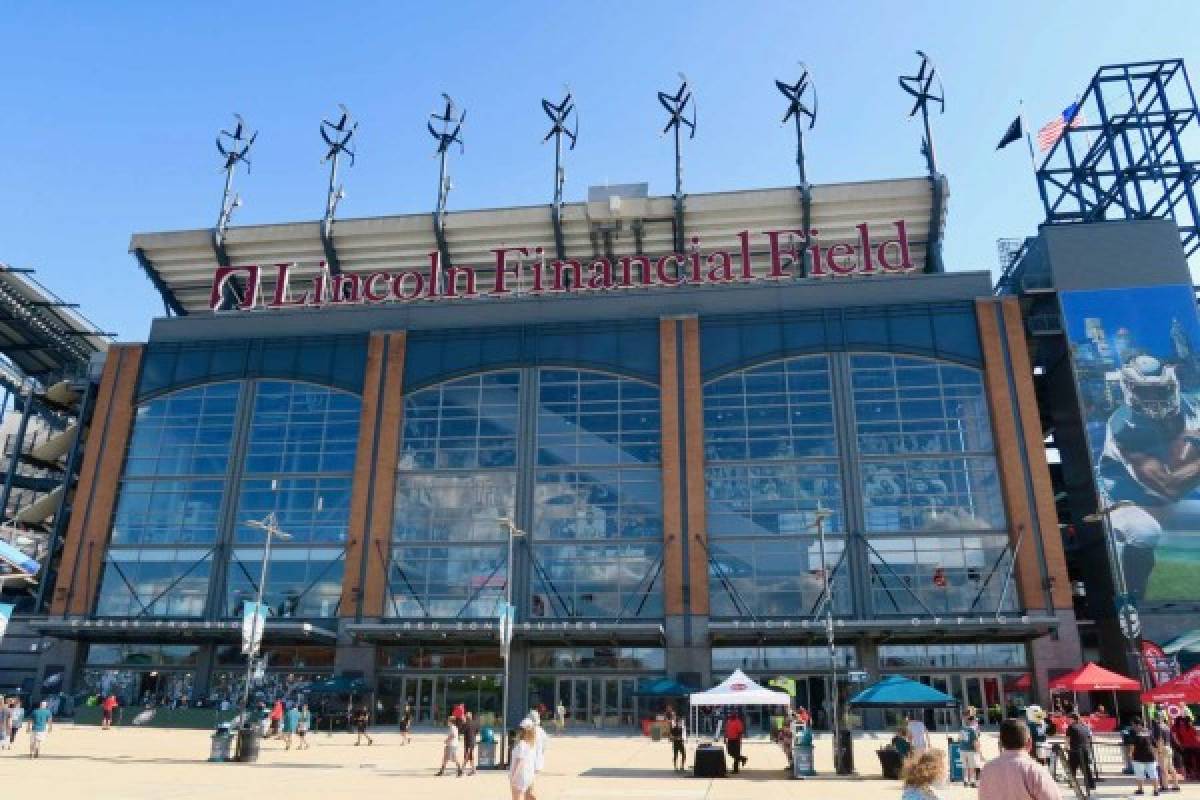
996,116,1023,150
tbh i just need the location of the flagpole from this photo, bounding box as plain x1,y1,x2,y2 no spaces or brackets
1020,99,1037,172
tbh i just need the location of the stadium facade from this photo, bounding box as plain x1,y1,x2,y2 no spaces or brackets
34,177,1081,727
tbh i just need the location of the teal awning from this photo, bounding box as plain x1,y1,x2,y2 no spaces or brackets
633,677,699,697
848,676,957,709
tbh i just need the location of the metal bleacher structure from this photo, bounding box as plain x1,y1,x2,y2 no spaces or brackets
0,264,109,697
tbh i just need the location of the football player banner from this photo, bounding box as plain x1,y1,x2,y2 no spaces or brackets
240,601,268,655
1061,284,1200,608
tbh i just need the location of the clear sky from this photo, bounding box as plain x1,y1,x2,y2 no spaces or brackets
3,1,1199,340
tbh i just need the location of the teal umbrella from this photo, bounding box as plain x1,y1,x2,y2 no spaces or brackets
848,676,957,709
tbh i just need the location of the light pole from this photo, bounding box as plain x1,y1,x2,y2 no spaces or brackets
238,513,292,729
809,504,842,773
497,516,525,755
1082,500,1147,689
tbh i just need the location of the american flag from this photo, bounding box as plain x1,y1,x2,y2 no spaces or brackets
1037,102,1086,152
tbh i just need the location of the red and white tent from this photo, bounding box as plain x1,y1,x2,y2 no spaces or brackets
1049,662,1140,693
1142,666,1200,705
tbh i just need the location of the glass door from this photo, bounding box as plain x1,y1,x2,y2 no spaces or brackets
557,677,590,725
411,676,444,723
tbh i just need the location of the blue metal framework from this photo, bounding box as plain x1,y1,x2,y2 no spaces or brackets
1037,59,1200,258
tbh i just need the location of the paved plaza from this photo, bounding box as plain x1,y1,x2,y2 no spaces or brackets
1,724,1196,799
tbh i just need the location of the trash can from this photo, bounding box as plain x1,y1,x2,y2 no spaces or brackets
478,725,498,769
948,739,964,783
209,723,235,762
877,748,903,780
835,728,854,775
235,724,261,763
792,726,815,778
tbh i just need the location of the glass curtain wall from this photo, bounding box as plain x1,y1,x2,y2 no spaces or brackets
225,381,359,619
95,383,240,617
703,356,849,618
701,352,1014,620
532,369,662,619
850,354,1015,616
95,380,360,620
390,372,520,617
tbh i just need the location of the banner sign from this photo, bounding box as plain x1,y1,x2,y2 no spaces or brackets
498,603,516,648
0,539,39,576
240,601,268,655
1061,284,1200,609
1140,640,1179,688
0,603,13,642
210,222,916,312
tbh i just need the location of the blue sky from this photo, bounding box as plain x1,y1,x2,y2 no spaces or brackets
3,1,1199,340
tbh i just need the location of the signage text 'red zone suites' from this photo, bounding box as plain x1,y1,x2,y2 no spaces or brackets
211,221,915,311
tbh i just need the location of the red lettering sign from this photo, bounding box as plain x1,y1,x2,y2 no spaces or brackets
210,223,917,312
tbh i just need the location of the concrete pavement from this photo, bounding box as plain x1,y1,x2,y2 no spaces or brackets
0,724,1194,799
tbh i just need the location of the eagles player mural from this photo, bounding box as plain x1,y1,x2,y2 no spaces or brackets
1062,285,1200,607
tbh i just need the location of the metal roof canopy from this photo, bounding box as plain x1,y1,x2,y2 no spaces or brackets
130,178,949,317
0,266,110,387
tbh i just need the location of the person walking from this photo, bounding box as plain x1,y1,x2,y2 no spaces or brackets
296,704,311,750
282,703,300,750
977,719,1059,800
436,715,463,777
959,711,983,788
1153,713,1182,792
399,703,413,745
669,710,688,772
26,699,52,759
269,698,284,738
527,709,548,800
101,693,118,730
1065,711,1097,793
724,711,747,774
1129,717,1162,796
256,701,271,736
906,713,929,756
509,719,538,800
352,705,373,746
892,722,913,761
901,750,947,800
555,701,566,733
8,697,24,750
461,711,478,775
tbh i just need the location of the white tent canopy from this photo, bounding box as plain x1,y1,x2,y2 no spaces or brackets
689,669,793,707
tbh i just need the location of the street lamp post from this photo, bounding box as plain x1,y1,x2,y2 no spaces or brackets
238,513,292,730
1082,500,1147,689
809,505,842,773
498,516,525,761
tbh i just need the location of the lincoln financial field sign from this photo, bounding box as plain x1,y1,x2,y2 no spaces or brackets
210,221,916,311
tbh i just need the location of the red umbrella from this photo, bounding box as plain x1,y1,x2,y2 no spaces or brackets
1142,667,1200,704
1048,662,1140,692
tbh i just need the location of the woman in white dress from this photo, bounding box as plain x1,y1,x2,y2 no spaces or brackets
436,716,463,777
510,719,537,799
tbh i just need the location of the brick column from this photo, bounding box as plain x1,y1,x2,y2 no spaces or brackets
977,300,1054,610
659,319,685,616
681,317,709,616
340,331,406,619
51,345,144,616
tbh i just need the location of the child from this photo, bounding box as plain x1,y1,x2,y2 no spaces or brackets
901,749,946,800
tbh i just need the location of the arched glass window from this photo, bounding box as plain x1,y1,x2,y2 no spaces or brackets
225,382,360,619
703,356,848,618
388,372,520,618
532,369,662,619
97,383,241,618
850,354,1013,614
97,380,361,620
